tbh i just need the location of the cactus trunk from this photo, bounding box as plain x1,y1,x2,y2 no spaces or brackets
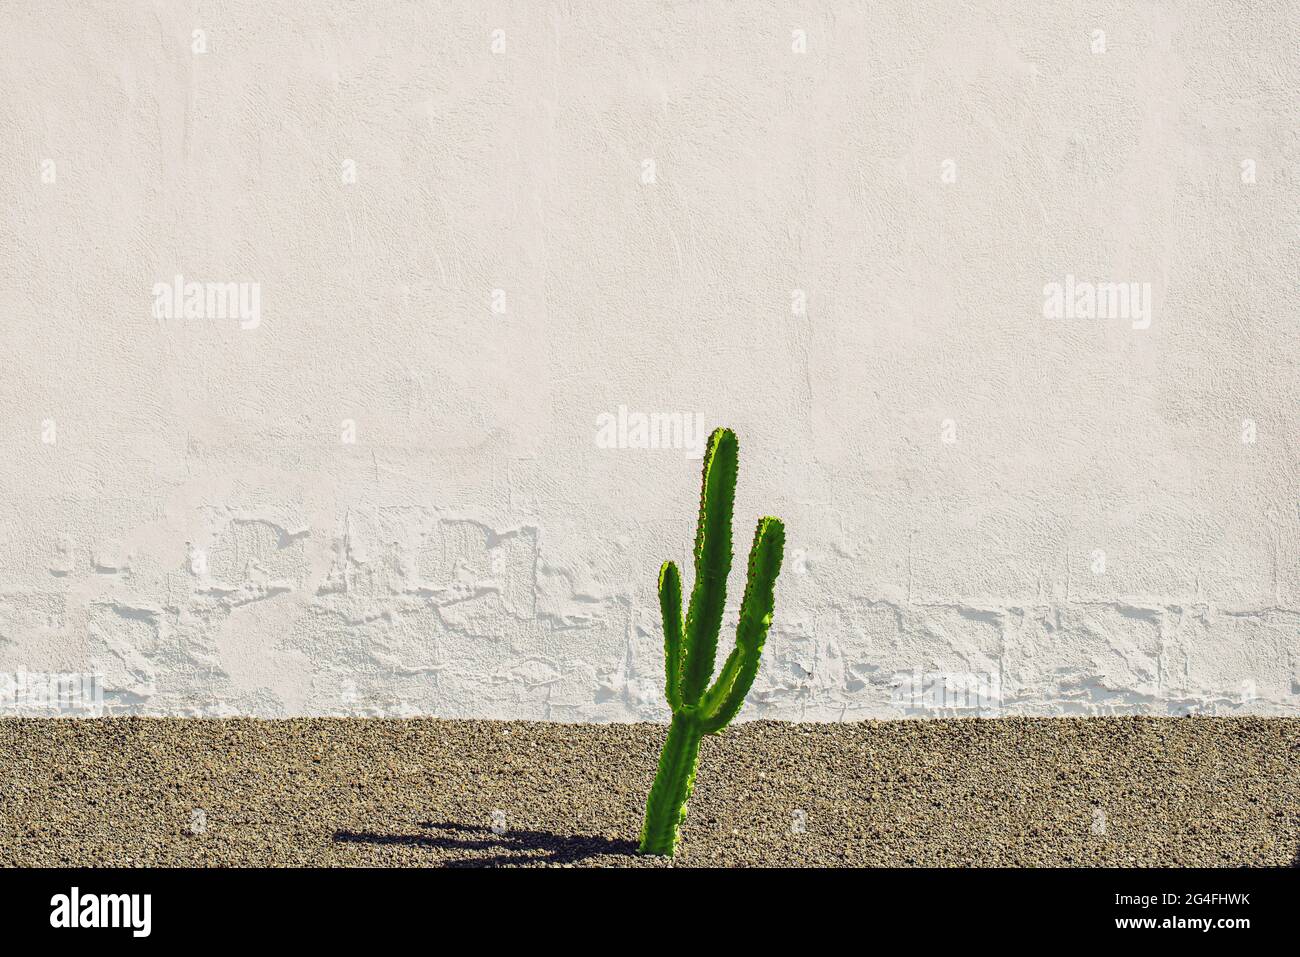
639,714,703,856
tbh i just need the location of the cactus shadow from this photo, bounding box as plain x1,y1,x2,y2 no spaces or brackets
333,820,639,867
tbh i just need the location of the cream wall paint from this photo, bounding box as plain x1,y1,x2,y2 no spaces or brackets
0,1,1296,718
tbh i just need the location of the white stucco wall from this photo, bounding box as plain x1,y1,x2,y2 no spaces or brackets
1,1,1296,719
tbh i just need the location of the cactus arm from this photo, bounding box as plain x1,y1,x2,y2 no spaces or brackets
700,516,784,734
698,647,743,719
698,636,764,734
680,428,738,705
658,560,684,710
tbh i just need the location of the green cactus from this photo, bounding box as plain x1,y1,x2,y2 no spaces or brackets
638,427,785,856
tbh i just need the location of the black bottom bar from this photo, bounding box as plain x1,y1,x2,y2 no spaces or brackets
1,866,1291,942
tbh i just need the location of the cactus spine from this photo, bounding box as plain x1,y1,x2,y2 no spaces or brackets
638,427,785,856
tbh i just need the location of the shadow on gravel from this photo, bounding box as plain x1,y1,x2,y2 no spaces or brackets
334,821,638,867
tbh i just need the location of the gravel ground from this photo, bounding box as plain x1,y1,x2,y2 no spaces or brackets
1,717,1297,867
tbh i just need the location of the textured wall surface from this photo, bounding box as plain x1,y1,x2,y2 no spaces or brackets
0,1,1296,719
